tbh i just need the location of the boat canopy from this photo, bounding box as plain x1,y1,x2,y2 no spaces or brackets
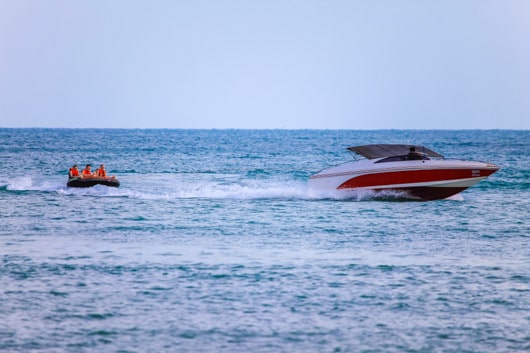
347,144,444,160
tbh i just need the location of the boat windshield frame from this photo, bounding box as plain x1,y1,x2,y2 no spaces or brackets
374,154,445,163
347,144,445,160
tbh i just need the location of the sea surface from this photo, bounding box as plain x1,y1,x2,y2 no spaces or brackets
1,129,529,353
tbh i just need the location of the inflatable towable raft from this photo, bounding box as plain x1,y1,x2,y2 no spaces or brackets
67,177,120,188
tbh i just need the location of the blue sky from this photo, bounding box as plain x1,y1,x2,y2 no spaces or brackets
1,1,529,129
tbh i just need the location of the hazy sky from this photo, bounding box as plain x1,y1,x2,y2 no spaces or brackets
1,1,529,129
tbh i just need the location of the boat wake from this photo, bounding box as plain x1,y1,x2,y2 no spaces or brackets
0,175,462,202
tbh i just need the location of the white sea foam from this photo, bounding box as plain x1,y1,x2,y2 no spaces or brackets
115,179,312,200
4,176,35,191
3,176,71,193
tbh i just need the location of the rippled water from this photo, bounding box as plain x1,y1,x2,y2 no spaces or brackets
1,129,529,352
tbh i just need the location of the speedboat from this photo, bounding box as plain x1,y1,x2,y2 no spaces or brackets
308,144,499,201
67,177,120,188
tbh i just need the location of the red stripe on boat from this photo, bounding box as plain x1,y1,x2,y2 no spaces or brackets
338,168,495,189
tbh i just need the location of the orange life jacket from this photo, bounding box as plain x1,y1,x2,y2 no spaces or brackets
82,168,92,176
69,168,79,177
96,168,107,177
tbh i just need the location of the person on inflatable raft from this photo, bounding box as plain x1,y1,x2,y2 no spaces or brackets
69,164,116,180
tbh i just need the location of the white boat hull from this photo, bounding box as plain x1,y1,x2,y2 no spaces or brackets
308,159,499,200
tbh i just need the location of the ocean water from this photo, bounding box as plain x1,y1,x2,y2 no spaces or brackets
1,129,529,353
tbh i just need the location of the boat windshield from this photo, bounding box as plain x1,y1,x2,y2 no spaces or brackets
347,144,444,160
